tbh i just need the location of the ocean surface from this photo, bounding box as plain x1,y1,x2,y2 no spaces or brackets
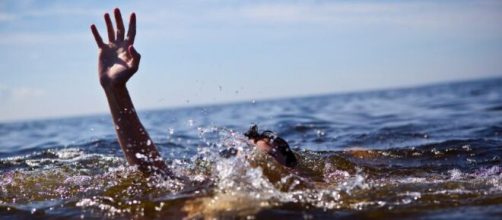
1,78,501,219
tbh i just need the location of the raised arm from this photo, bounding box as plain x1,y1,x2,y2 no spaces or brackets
90,8,170,176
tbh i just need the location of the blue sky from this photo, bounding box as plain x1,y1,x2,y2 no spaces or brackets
1,0,501,122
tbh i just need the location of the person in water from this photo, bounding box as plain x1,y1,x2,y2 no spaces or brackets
90,8,297,177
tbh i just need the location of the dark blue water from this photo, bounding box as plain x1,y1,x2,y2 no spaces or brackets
1,77,501,219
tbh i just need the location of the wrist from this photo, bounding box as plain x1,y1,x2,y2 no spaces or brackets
100,75,127,90
102,82,127,94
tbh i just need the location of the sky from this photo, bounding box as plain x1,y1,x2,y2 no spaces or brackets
1,0,501,122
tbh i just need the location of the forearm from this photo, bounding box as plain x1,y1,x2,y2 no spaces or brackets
104,85,169,176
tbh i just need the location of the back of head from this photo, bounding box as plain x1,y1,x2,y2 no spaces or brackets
271,136,298,168
245,125,298,168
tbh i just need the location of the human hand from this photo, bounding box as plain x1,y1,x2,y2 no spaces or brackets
91,8,140,88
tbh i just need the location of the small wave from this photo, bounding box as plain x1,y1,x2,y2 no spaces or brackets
1,78,502,218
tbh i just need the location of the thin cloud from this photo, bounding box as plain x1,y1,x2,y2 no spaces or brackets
1,1,102,19
2,1,502,45
132,1,502,42
0,12,16,22
23,7,102,18
0,32,88,45
0,85,46,102
238,2,502,29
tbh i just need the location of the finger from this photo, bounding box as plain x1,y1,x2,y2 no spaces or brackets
90,24,104,48
128,45,141,68
126,13,136,44
104,13,115,42
114,8,125,41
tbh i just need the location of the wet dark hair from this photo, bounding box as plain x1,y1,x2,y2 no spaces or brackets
244,125,298,168
244,124,261,140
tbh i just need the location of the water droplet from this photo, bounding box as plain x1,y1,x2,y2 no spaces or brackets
316,129,325,137
462,145,471,151
135,153,148,160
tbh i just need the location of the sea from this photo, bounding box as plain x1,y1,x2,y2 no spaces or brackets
1,77,501,219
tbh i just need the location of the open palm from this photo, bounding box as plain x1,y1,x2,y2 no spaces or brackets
91,8,140,88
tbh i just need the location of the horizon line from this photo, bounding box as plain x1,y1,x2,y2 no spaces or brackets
1,75,499,124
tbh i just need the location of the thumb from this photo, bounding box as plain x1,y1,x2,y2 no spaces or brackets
128,45,141,66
